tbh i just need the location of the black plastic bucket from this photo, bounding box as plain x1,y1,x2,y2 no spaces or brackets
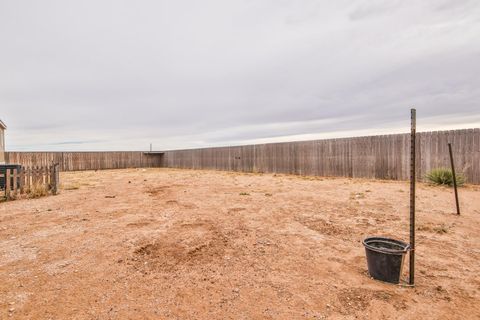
362,237,410,284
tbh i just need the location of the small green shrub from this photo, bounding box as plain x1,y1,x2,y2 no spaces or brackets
425,168,465,186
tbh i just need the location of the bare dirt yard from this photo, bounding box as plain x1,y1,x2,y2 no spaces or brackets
1,168,479,319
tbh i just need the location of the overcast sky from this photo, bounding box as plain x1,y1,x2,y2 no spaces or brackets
1,0,479,151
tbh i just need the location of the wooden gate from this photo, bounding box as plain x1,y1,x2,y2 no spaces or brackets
1,164,60,201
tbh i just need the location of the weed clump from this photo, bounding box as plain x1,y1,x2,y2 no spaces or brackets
426,168,465,187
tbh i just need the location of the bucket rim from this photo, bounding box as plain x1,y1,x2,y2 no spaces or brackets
362,236,410,255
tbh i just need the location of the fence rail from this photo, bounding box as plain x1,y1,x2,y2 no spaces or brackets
5,128,480,184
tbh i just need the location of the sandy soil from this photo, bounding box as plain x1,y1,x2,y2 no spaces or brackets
1,168,479,320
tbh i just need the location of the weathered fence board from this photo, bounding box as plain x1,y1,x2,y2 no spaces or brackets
4,128,480,184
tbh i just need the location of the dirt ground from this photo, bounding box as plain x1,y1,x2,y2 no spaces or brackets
1,168,479,319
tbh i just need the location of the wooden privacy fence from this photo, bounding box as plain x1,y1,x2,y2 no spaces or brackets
5,128,480,184
1,165,60,200
5,151,161,172
161,128,480,184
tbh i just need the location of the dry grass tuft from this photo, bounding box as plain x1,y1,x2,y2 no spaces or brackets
26,184,50,198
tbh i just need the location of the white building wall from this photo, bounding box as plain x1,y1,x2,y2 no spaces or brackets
0,129,5,164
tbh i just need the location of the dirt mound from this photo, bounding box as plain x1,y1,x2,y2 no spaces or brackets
145,185,172,197
131,221,229,273
296,216,348,237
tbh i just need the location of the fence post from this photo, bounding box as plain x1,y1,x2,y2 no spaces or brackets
50,165,54,191
19,167,25,194
35,166,40,185
1,173,5,200
52,163,60,195
12,169,18,197
47,166,51,186
5,169,11,200
26,167,31,191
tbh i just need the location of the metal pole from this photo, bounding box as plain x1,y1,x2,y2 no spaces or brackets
409,108,416,286
448,143,460,215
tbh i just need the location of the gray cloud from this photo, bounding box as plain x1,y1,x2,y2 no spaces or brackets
1,0,479,151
